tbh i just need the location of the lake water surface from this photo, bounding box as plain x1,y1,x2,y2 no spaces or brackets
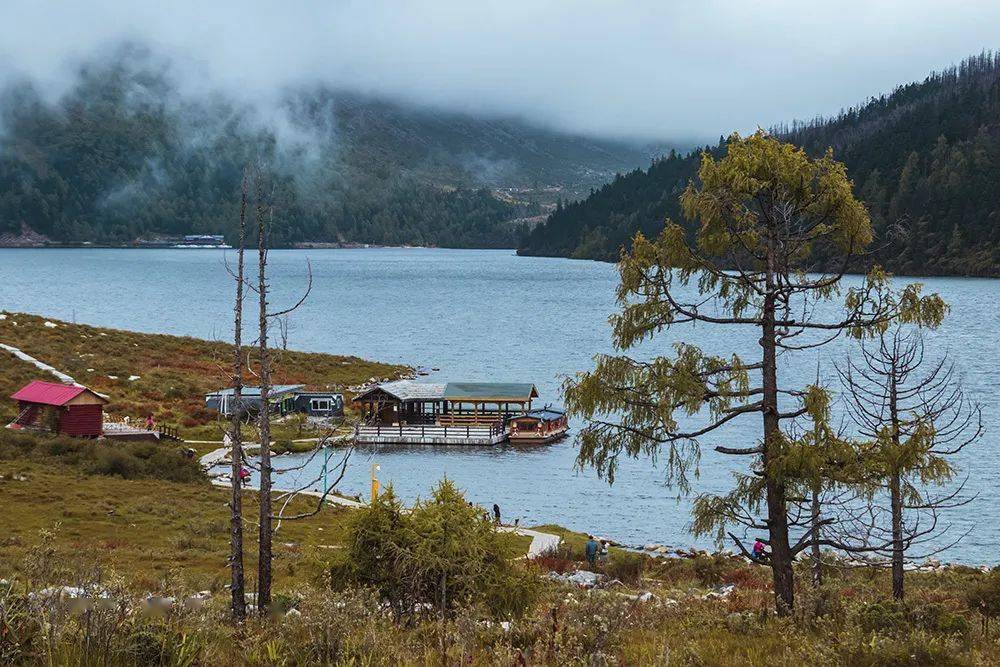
1,248,997,562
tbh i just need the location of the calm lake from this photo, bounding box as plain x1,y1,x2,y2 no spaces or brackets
1,248,997,563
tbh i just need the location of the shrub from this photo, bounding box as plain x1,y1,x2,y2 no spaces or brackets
856,600,909,634
331,480,539,620
912,602,970,637
604,550,646,586
966,569,1000,634
533,550,576,574
693,554,729,587
273,440,294,454
88,447,142,478
0,430,204,482
855,599,970,638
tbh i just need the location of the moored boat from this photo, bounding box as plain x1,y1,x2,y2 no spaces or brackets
508,408,568,443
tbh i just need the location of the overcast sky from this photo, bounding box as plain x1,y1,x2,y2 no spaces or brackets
1,1,998,141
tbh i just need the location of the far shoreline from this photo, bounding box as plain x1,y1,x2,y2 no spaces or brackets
3,244,995,280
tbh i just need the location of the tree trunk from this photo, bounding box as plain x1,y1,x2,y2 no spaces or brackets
890,473,904,600
889,371,904,601
228,175,248,622
761,286,794,615
759,224,795,615
256,195,273,614
811,485,822,587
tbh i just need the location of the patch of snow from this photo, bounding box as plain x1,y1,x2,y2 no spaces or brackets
128,375,140,381
86,368,94,372
0,313,6,320
43,321,57,328
108,375,118,380
0,343,77,384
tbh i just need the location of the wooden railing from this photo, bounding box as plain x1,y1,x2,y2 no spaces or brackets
159,425,180,441
437,413,511,427
355,421,505,440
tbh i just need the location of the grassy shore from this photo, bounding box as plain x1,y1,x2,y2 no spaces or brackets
4,314,1000,664
2,426,1000,664
0,311,408,442
0,428,531,592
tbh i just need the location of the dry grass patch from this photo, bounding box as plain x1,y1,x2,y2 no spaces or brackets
0,311,408,440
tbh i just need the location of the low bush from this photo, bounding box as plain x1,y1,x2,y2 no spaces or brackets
604,550,646,586
692,554,730,587
0,430,204,482
330,480,539,620
856,599,971,638
532,550,576,574
966,568,1000,634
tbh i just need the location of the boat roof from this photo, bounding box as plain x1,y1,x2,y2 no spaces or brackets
515,408,565,421
208,384,304,398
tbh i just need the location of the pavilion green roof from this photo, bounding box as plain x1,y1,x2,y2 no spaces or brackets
443,382,538,402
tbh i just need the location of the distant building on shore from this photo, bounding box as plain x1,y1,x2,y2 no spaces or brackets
8,380,108,437
204,385,344,419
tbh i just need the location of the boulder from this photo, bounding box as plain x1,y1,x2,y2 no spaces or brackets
703,584,736,600
549,569,603,589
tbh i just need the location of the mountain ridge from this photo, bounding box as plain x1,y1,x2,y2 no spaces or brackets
519,51,1000,277
0,47,667,249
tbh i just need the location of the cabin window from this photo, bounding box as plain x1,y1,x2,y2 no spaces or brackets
310,398,332,412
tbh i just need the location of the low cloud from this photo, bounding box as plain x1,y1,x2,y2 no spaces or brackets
1,1,998,141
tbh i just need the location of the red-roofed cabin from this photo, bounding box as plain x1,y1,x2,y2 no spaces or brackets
9,381,108,438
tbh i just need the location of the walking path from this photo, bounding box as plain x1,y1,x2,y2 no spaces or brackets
498,526,562,558
200,444,561,556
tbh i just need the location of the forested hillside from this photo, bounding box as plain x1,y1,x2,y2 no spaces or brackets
0,47,653,248
519,52,1000,277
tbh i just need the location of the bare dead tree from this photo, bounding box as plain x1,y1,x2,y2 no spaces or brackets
241,165,315,616
276,314,292,351
227,170,250,622
253,166,276,613
836,327,982,600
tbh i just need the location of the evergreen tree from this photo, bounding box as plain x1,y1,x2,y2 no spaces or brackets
564,132,945,613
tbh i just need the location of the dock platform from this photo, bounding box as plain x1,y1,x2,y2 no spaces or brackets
354,423,507,446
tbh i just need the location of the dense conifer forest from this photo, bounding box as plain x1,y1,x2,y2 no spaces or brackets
0,47,653,248
520,52,1000,277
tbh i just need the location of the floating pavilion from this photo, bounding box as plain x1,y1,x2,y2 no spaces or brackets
352,380,540,445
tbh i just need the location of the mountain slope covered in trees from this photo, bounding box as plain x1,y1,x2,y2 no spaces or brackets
519,52,1000,277
0,47,656,248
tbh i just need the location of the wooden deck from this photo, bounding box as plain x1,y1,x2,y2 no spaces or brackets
354,422,507,446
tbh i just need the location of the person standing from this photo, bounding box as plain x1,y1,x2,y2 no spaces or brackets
145,414,155,431
585,535,599,570
751,538,769,563
598,540,609,567
493,503,501,525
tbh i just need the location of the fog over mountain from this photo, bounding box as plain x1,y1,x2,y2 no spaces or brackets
2,1,998,141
